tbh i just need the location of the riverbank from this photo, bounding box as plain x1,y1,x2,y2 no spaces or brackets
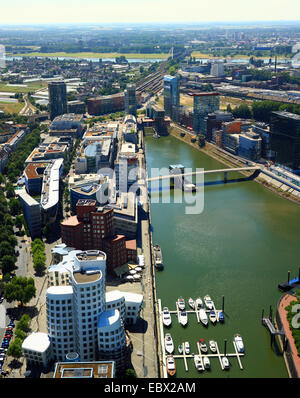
190,52,291,60
7,52,168,60
167,124,300,205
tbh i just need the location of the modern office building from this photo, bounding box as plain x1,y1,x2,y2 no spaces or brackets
190,92,220,134
163,75,180,120
210,61,225,77
22,333,53,369
60,199,137,273
205,111,233,141
270,111,300,171
87,93,124,116
48,81,67,121
49,113,84,138
124,84,137,117
16,188,42,238
53,360,115,378
44,249,137,370
67,100,86,115
238,131,262,161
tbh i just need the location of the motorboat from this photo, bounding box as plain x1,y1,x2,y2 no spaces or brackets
218,311,225,323
195,297,203,309
199,308,208,326
179,310,188,326
209,310,217,324
203,356,210,369
178,344,183,354
194,355,204,371
221,356,230,370
204,295,214,310
184,341,190,355
162,307,172,327
234,334,245,353
166,355,176,376
165,333,174,354
209,340,217,353
153,245,163,270
188,297,195,309
177,297,185,310
199,339,208,353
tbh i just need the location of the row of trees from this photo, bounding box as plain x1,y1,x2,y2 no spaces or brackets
31,239,46,275
227,100,300,123
4,276,36,307
7,314,31,361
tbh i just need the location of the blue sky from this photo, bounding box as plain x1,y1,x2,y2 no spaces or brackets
0,0,299,24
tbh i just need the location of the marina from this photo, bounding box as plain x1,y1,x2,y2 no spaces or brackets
157,298,244,376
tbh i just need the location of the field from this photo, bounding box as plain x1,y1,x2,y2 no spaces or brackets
7,52,169,60
0,101,24,114
0,81,47,93
190,51,288,60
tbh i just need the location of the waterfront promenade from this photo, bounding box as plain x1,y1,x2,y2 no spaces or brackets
277,294,300,378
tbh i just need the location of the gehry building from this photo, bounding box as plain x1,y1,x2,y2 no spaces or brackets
37,246,143,372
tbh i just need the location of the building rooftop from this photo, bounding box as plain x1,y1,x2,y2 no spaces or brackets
53,361,115,378
72,269,102,284
22,332,51,353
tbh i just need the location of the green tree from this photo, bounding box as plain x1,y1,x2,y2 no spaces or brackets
7,338,23,359
1,255,16,274
4,276,36,306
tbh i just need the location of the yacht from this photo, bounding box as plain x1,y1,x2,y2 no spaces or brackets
177,297,185,310
166,355,176,376
199,308,208,326
204,295,214,310
234,334,245,353
195,297,203,309
184,341,190,355
153,245,163,270
199,339,208,353
188,297,195,309
179,310,188,326
194,355,204,372
203,356,210,369
222,356,230,370
209,310,217,324
164,333,174,354
209,340,217,353
162,307,172,327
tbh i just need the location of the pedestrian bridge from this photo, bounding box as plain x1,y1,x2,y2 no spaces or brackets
146,166,261,182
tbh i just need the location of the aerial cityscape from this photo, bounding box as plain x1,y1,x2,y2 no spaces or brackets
0,0,300,388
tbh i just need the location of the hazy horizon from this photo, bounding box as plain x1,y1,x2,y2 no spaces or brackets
0,0,299,25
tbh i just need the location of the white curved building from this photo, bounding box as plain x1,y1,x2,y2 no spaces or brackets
22,332,52,368
105,290,143,325
97,309,127,365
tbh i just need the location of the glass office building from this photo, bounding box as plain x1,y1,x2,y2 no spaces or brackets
48,81,67,121
163,75,180,120
191,92,220,134
270,111,300,171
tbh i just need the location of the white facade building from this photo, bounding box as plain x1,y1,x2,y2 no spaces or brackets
22,332,53,368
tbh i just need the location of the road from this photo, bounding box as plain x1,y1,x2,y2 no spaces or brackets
19,94,36,116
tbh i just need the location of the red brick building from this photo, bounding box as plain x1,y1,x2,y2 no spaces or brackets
61,199,137,273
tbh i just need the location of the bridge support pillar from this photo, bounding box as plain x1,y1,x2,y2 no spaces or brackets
224,172,228,183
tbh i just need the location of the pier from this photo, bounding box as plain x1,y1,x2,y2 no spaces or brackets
158,299,244,377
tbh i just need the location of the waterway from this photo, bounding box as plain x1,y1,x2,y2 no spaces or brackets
145,134,300,378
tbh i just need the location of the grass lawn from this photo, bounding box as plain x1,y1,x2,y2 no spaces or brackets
0,81,47,93
0,101,24,114
220,96,253,110
8,52,168,60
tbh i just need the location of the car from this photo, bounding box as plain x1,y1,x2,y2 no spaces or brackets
8,322,15,327
3,335,11,339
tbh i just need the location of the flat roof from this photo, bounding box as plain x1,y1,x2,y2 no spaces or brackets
72,269,102,284
22,332,51,353
53,361,115,379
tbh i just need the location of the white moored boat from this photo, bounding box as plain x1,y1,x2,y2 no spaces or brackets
194,355,204,371
209,340,217,353
177,297,185,310
204,295,214,310
234,334,245,353
162,307,172,327
199,339,208,353
203,356,210,369
209,310,217,324
199,308,208,326
179,310,188,326
166,355,176,377
164,333,174,354
184,341,190,354
222,356,230,370
188,297,195,309
195,297,203,309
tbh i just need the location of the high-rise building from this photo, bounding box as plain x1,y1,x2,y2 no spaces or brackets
124,84,137,117
270,111,300,171
48,81,67,121
190,92,220,135
163,75,180,120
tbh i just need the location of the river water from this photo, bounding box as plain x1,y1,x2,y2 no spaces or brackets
145,134,300,378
